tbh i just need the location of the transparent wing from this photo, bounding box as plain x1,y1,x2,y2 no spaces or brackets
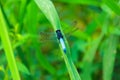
38,25,78,43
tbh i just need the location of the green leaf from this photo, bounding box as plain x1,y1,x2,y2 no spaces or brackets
0,6,20,80
35,0,61,30
81,12,109,80
103,0,120,15
17,62,30,75
102,36,118,80
34,0,81,80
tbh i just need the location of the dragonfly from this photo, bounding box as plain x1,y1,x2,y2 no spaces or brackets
38,26,79,53
38,26,79,43
29,21,83,53
38,20,85,44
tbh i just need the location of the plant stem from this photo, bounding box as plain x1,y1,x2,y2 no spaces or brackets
0,7,20,80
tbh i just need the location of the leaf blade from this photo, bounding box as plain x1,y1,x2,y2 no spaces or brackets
34,0,81,80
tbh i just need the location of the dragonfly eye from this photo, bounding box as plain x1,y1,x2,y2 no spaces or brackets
56,30,63,39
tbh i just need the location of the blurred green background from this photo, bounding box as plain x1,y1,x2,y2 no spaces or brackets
0,0,120,80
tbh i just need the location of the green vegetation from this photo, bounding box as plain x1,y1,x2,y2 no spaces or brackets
0,7,20,80
0,0,120,80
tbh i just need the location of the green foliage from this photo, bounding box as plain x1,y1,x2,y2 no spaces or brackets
0,0,120,80
35,0,61,30
26,1,56,75
0,7,20,80
103,0,120,15
102,36,118,80
35,0,81,80
17,62,30,75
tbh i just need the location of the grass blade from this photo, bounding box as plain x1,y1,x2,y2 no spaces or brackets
34,0,61,30
34,0,81,79
103,0,120,15
0,6,20,80
81,12,109,80
102,36,118,80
